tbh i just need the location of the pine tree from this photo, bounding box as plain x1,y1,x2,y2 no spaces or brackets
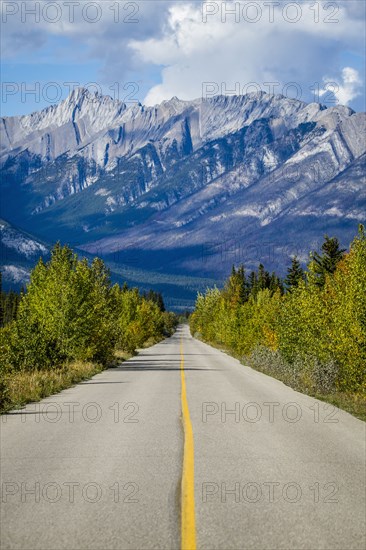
285,256,305,291
269,272,284,294
237,265,249,303
248,271,258,295
310,235,346,287
143,290,166,312
257,263,271,291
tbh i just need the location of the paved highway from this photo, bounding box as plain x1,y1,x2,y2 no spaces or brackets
1,325,365,549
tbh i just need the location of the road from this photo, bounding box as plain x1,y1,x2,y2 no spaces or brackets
1,325,365,550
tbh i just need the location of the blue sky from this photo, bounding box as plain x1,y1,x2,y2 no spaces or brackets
1,0,365,116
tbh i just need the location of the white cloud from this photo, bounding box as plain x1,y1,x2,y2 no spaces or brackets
1,0,365,110
1,0,170,75
128,0,365,107
320,67,362,106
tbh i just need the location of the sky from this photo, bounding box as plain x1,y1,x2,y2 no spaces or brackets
1,0,365,116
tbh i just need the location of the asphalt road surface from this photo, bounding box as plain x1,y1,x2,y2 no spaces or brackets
1,325,365,549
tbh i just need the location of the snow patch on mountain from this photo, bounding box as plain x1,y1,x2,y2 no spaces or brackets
95,188,111,197
1,265,30,284
1,221,48,258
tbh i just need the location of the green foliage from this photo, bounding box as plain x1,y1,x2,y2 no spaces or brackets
142,289,166,312
310,235,346,287
191,275,282,356
278,227,366,392
223,265,249,306
322,225,366,391
114,291,165,353
0,244,178,385
162,311,179,335
8,245,116,370
191,228,366,396
284,256,305,291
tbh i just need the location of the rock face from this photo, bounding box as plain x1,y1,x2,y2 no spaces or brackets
0,219,49,290
1,88,365,293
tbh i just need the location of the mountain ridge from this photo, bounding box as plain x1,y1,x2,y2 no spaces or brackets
1,89,365,303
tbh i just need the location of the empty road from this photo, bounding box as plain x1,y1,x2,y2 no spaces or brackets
1,325,365,549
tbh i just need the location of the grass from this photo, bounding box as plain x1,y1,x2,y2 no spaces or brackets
111,349,133,365
312,392,366,422
1,361,104,413
0,334,171,414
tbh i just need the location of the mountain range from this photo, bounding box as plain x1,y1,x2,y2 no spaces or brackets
1,88,365,306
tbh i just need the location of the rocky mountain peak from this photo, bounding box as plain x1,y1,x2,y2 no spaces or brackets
1,91,364,303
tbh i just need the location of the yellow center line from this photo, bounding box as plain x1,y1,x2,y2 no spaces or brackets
180,337,197,550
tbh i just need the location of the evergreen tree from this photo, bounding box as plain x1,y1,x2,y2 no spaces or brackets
237,265,249,303
310,235,346,287
258,263,271,291
143,290,166,312
269,272,284,294
248,271,258,295
285,256,305,291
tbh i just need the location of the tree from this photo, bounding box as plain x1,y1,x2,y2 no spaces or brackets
190,226,365,396
248,271,258,295
224,265,248,306
310,235,346,287
237,265,249,303
257,263,272,292
269,272,284,294
13,244,118,368
0,242,177,393
323,224,366,391
142,290,165,312
285,256,305,291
